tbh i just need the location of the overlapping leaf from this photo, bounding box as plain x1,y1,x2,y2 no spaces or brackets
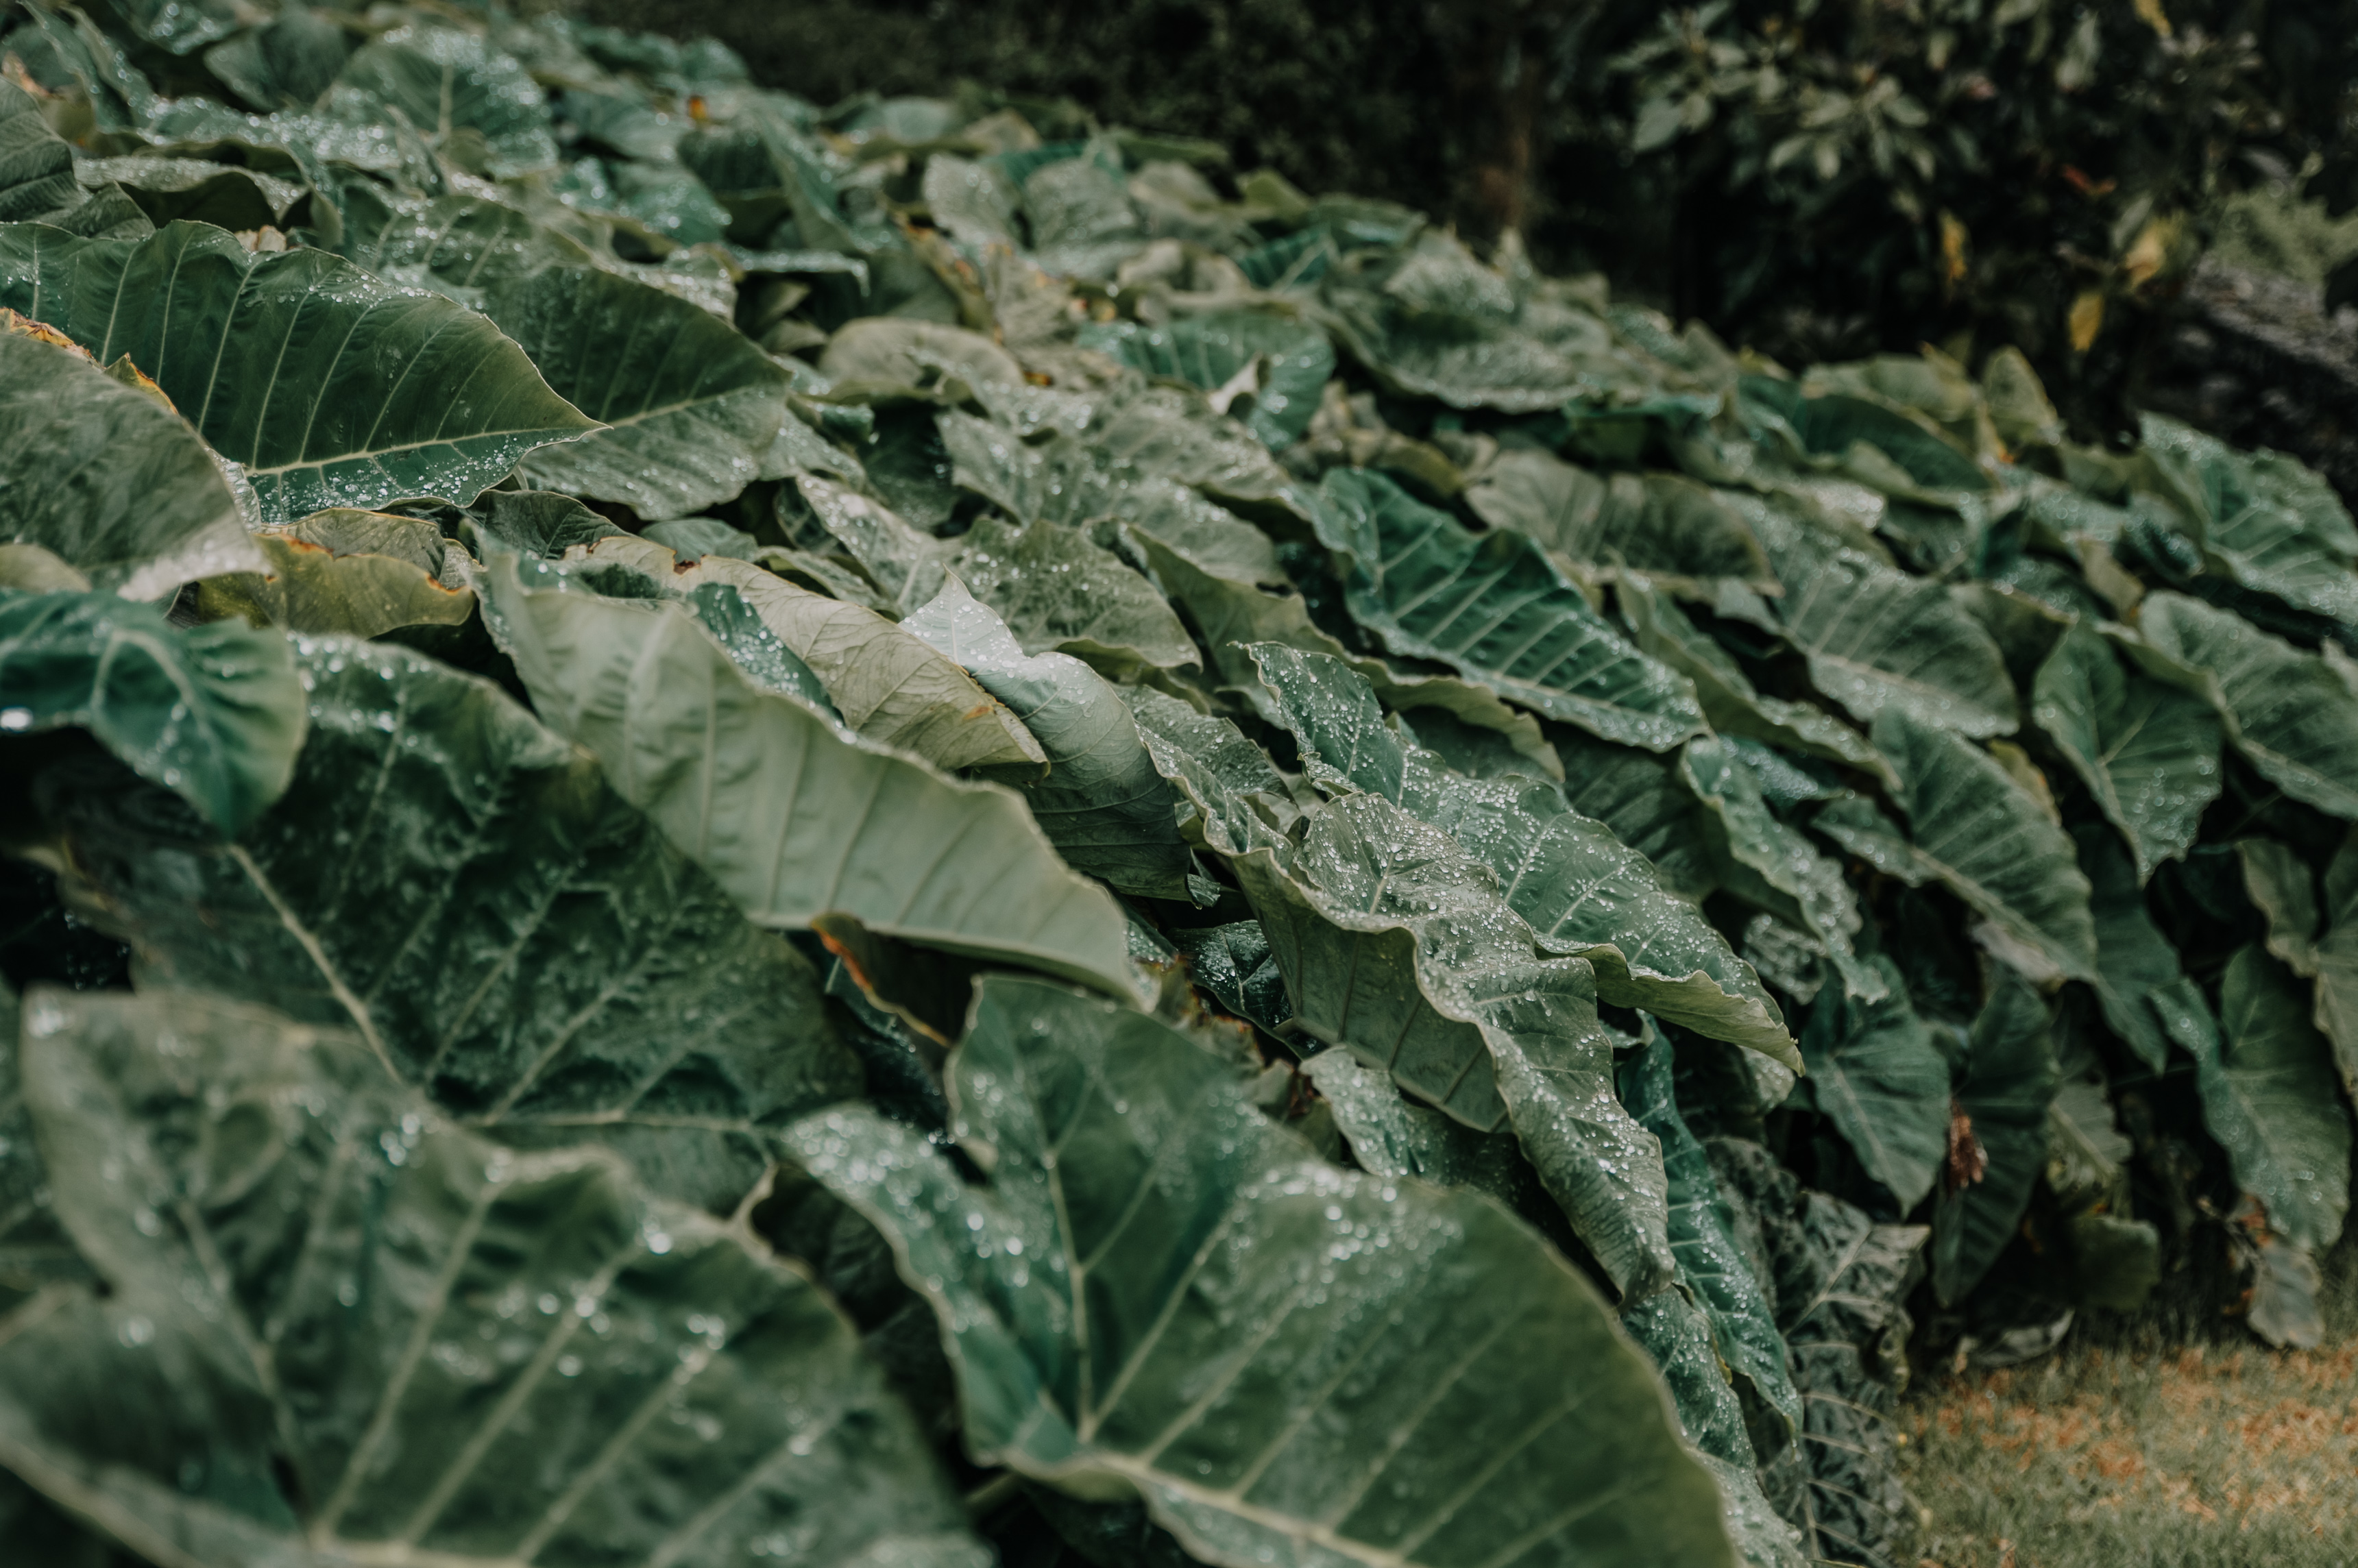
787,975,1735,1568
2033,622,2222,880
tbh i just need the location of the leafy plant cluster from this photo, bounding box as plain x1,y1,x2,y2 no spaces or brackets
1,6,2357,1568
1570,0,2358,419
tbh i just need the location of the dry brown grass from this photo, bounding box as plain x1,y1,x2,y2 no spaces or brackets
1901,1249,2358,1567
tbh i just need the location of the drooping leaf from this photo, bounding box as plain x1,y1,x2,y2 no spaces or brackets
73,155,305,231
487,265,787,519
1618,1029,1803,1440
198,530,476,638
1931,972,2059,1304
0,587,303,835
1796,955,1950,1209
49,633,861,1208
2076,822,2183,1073
2137,415,2358,626
1813,709,2098,985
0,221,594,521
2192,947,2353,1253
902,577,1193,898
1313,467,1705,750
786,975,1737,1568
1248,643,1798,1068
2131,592,2358,822
1230,792,1678,1297
1760,515,2018,739
478,553,1135,998
2314,831,2358,1094
0,324,258,599
2032,621,2222,880
0,987,986,1568
564,536,1045,770
1679,735,1863,959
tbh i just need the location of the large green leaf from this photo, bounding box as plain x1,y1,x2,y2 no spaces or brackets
1795,955,1950,1209
0,221,594,521
487,265,787,519
478,553,1135,998
1931,973,2059,1304
2132,592,2358,821
786,975,1736,1568
0,326,258,599
1760,516,2018,739
1814,709,2098,985
1231,792,1678,1298
0,587,303,835
0,82,149,238
1619,1030,1802,1441
333,23,559,176
1248,643,1799,1068
2192,947,2353,1253
903,577,1193,898
2138,415,2358,626
1679,735,1863,961
2032,621,2222,881
563,536,1045,770
51,633,860,1208
0,988,986,1568
332,188,603,306
947,513,1200,676
1466,454,1775,590
1313,467,1705,750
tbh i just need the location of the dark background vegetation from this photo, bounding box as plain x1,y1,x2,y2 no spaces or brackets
592,0,2358,437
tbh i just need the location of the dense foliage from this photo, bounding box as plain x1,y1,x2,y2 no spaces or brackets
3,6,2357,1568
602,0,2358,434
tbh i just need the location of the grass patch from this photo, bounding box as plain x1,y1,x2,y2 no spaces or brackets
1903,1244,2358,1567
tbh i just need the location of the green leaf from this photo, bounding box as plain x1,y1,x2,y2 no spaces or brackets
2076,822,2183,1073
1761,517,2018,739
1617,575,1893,785
0,325,258,599
0,987,985,1568
197,530,476,638
72,155,304,232
566,535,1045,770
786,974,1737,1568
1123,686,1298,857
1932,973,2059,1304
50,633,861,1208
1814,709,2098,985
902,576,1193,898
1619,1030,1802,1440
2314,831,2358,1095
818,318,1023,397
200,8,348,110
2032,622,2222,881
0,220,594,521
0,587,303,835
1104,474,1286,586
1466,454,1775,590
2138,415,2358,626
0,82,151,238
2237,836,2322,977
486,265,788,520
1547,728,1722,901
1230,792,1677,1297
1313,467,1705,751
478,553,1136,998
2132,592,2358,821
332,188,603,306
1679,735,1863,960
949,513,1201,676
1247,643,1798,1068
1796,955,1950,1209
1076,309,1334,450
2191,947,2353,1252
333,23,559,176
